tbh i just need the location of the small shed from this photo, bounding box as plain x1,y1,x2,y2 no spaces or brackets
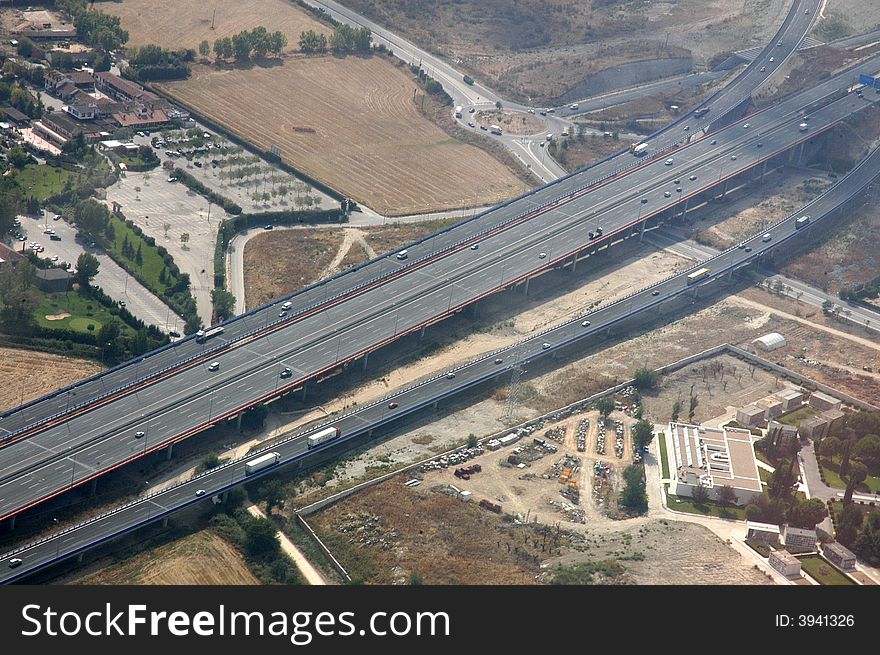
754,332,786,352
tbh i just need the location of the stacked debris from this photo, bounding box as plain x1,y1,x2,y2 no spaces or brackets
576,418,589,452
335,512,399,550
597,417,607,455
614,419,625,458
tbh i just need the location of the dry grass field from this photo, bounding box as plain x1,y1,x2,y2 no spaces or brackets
0,347,102,412
74,530,259,585
159,57,527,215
104,0,329,52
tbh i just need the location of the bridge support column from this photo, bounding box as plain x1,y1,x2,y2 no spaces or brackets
90,478,98,495
166,442,174,461
727,270,734,281
420,325,426,339
638,220,647,243
162,517,169,528
432,400,439,411
362,353,369,372
471,300,479,319
570,253,578,273
523,277,530,296
77,553,84,564
236,413,243,432
719,179,729,200
760,160,768,181
221,491,229,503
368,428,374,438
301,382,308,401
797,142,805,166
8,516,14,532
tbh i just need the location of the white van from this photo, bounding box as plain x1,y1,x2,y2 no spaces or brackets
396,250,408,260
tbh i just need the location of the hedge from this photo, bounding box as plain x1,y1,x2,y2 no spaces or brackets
172,168,242,215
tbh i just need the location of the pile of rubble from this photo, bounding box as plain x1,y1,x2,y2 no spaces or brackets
547,499,586,523
543,425,566,445
614,419,625,458
420,443,484,472
576,418,589,452
597,417,607,455
335,512,399,550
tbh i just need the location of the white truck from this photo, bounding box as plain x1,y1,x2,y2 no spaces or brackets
686,267,711,284
244,452,281,475
489,124,502,135
195,325,225,343
307,426,341,449
631,143,649,156
798,122,809,132
454,105,463,118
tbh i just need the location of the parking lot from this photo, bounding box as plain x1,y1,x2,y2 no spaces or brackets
15,212,184,333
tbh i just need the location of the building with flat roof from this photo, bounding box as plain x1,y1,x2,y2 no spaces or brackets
757,396,785,420
736,404,766,427
746,521,781,545
822,408,846,433
768,549,801,578
35,268,72,293
667,423,763,505
798,415,830,440
809,391,841,412
822,542,856,571
782,526,817,550
776,388,806,412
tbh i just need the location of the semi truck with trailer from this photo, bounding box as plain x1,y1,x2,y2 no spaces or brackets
630,143,649,156
244,452,281,475
195,325,225,343
307,426,341,449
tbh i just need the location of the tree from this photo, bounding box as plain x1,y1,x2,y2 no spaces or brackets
244,517,279,557
839,438,853,477
854,511,880,564
853,434,880,468
467,433,478,448
837,503,864,547
74,252,100,288
820,436,842,460
0,194,16,238
632,418,655,451
716,485,738,508
62,132,87,157
688,394,699,422
408,572,424,585
135,243,143,266
74,199,111,238
260,480,285,515
620,464,647,512
768,458,797,499
691,484,709,506
671,399,682,422
199,40,210,57
744,503,763,522
180,232,190,249
211,288,236,321
595,396,615,420
199,452,220,472
633,367,658,389
184,313,203,336
98,319,122,362
232,31,253,61
843,461,868,503
787,498,827,529
269,31,288,57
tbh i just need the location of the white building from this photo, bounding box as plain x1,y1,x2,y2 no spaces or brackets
753,332,786,351
769,549,801,578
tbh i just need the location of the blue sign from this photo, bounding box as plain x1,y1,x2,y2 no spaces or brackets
859,73,878,88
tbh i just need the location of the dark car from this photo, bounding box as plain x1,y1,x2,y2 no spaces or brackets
280,367,293,379
263,224,273,230
651,290,660,296
388,401,399,409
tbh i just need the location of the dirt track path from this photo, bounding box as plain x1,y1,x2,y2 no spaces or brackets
247,505,328,585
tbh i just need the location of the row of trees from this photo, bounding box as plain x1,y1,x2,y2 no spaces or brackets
57,0,129,52
209,27,288,62
127,44,192,81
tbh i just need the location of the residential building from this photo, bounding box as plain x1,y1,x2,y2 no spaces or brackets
822,542,856,571
798,415,830,440
782,525,817,550
809,391,842,412
2,107,30,126
35,268,73,293
667,422,763,505
776,388,806,412
736,404,766,427
768,549,801,578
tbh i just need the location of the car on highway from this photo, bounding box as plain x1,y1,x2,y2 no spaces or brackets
396,250,408,260
744,246,752,253
769,57,774,62
777,41,783,47
263,224,273,230
388,401,399,409
282,301,292,311
683,125,689,131
804,7,809,12
710,139,717,145
279,310,287,318
470,244,479,250
664,158,674,165
569,103,579,110
167,177,177,183
542,342,551,350
762,233,772,242
207,361,220,371
494,357,503,364
8,558,22,568
664,191,672,198
538,252,547,259
730,155,737,160
689,174,697,181
674,178,680,184
641,197,648,203
676,187,682,193
742,123,750,128
738,242,747,249
760,66,766,72
195,489,206,496
446,372,456,379
757,142,763,148
134,431,145,439
280,368,292,379
581,320,591,327
651,290,660,296
479,124,487,130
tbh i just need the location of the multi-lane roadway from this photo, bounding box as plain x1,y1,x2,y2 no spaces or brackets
1,57,878,524
5,124,880,583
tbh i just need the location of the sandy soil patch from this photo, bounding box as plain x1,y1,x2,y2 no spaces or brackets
475,110,546,135
0,347,102,412
44,312,72,321
158,57,528,215
73,530,259,585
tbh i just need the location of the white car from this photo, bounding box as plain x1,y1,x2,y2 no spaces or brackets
743,123,750,128
538,252,547,259
581,320,591,327
542,342,551,350
760,66,766,72
207,361,220,371
769,57,775,63
762,233,772,242
51,255,59,262
664,158,674,166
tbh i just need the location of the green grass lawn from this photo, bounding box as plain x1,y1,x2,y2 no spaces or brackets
657,432,669,479
799,555,856,585
758,467,771,483
778,405,820,427
817,454,880,493
666,494,749,520
35,290,132,336
14,164,75,201
105,216,181,296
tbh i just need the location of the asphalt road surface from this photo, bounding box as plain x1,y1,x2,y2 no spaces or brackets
4,132,879,583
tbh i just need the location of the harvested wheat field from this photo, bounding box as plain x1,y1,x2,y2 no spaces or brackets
105,0,329,52
0,347,102,412
74,530,258,585
158,57,528,215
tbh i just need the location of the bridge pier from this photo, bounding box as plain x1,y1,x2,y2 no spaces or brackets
471,300,479,319
523,277,531,296
236,413,243,432
420,325,426,339
8,516,14,532
570,253,578,273
221,491,229,503
301,382,309,401
432,399,439,411
796,142,805,166
166,442,174,461
162,517,169,529
90,478,98,495
77,552,84,564
362,353,369,372
638,219,647,243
